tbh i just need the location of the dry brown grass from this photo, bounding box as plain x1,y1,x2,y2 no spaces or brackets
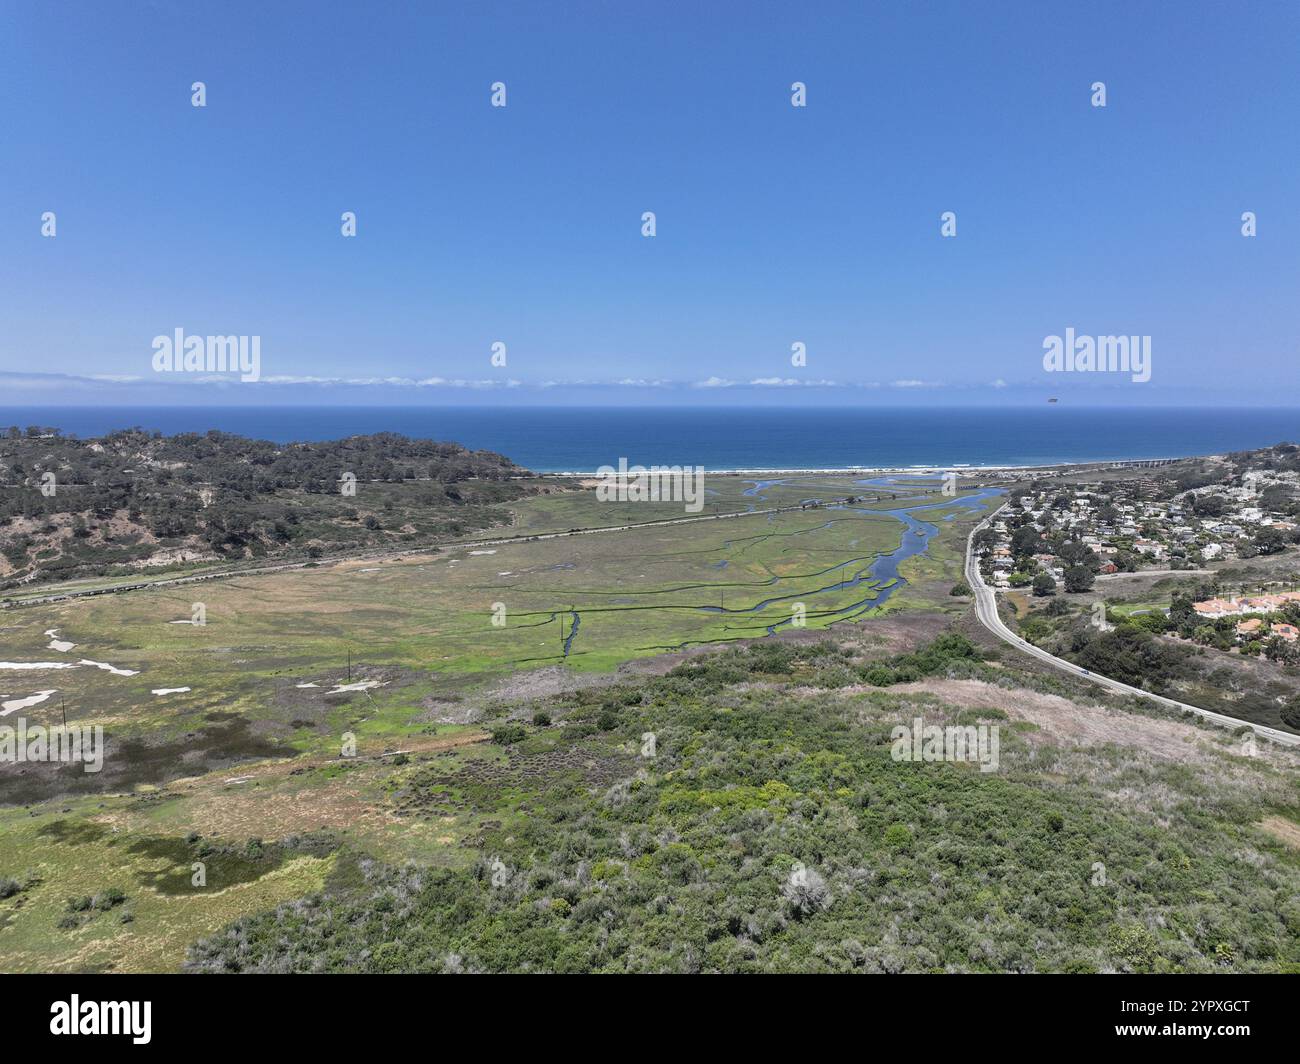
1258,815,1300,850
894,677,1226,764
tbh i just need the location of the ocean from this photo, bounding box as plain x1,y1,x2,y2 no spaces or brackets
4,406,1299,474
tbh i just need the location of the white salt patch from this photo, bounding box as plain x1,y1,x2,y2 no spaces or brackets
1,690,57,716
151,687,191,696
169,619,201,625
78,659,138,676
469,549,496,555
44,629,76,652
0,662,79,671
328,680,388,694
295,682,320,689
498,572,514,576
357,567,381,573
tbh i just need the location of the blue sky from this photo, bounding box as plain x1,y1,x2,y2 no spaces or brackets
1,0,1297,406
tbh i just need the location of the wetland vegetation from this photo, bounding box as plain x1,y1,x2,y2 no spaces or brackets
2,433,1298,973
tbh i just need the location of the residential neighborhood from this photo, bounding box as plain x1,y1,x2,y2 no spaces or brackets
976,462,1300,593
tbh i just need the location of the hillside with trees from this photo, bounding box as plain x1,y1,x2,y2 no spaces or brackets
0,426,541,587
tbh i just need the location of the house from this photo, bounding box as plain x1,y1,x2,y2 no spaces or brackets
1133,539,1166,559
1193,598,1242,619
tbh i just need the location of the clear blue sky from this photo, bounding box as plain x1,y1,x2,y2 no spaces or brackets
1,0,1297,406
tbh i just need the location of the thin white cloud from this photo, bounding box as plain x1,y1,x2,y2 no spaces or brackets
749,377,843,387
0,370,959,395
414,377,518,389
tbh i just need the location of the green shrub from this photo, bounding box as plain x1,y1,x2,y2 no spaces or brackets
1106,924,1161,973
93,887,127,909
491,724,527,745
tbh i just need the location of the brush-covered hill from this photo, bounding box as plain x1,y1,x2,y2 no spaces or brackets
0,426,542,587
183,634,1300,975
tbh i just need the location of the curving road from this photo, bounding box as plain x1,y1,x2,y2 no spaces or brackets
964,504,1300,749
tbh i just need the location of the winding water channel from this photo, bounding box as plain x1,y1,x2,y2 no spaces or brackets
555,476,1005,655
718,475,1006,634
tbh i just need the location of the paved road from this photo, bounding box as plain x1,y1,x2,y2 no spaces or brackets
964,505,1300,749
1095,568,1211,581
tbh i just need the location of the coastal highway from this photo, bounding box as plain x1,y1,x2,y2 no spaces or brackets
964,505,1300,749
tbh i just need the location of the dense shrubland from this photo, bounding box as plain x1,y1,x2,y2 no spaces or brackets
185,636,1300,974
0,428,537,585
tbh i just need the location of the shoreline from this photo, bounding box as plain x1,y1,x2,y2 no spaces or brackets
538,457,1194,477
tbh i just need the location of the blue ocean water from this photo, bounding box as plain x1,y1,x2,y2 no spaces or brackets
3,406,1298,473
